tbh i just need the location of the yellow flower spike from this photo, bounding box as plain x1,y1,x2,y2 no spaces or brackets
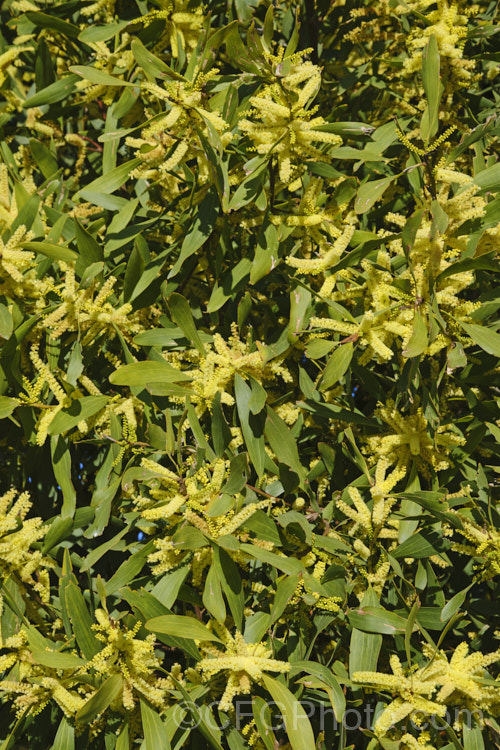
450,517,500,580
0,489,53,599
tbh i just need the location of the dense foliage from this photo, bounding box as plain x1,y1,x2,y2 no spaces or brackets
0,0,499,748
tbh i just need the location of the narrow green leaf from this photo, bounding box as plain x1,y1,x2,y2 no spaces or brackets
168,293,205,354
50,716,74,750
47,396,108,435
203,563,226,622
169,189,219,277
289,286,311,342
440,584,472,622
252,696,276,750
20,241,77,262
78,21,130,44
213,545,244,631
270,574,300,625
25,11,79,37
420,35,441,143
265,407,306,481
75,219,103,274
41,516,73,554
462,722,485,750
76,674,123,724
211,391,232,457
403,312,428,357
460,322,500,357
146,615,222,642
105,541,154,595
23,74,80,108
131,38,185,81
32,650,86,669
320,343,353,390
348,605,416,635
69,65,135,87
141,699,170,750
109,361,191,386
402,210,424,254
63,581,100,659
405,598,421,666
0,396,18,419
30,138,58,179
354,176,394,214
239,543,304,576
207,258,252,312
77,158,141,200
50,436,76,518
234,374,266,477
261,675,315,750
392,531,441,559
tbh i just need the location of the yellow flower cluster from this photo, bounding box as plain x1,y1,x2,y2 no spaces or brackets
163,324,292,415
198,624,290,712
365,401,464,479
353,642,500,737
125,72,230,200
42,267,148,346
238,48,342,188
450,516,500,580
86,609,166,710
134,0,204,58
308,187,482,364
403,1,476,88
133,455,274,584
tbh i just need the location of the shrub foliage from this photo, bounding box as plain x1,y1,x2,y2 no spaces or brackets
0,1,499,748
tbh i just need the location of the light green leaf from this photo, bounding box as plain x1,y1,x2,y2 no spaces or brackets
141,699,171,750
0,396,18,419
23,74,80,108
69,65,136,87
460,322,500,356
420,34,441,143
76,674,123,724
77,158,141,200
348,605,416,635
265,407,305,481
320,343,353,390
392,531,441,559
109,361,192,386
440,584,473,622
131,38,184,81
145,615,222,642
168,293,206,354
289,286,311,342
203,564,227,622
354,176,394,213
32,650,86,669
50,716,74,750
261,675,315,750
20,241,77,261
235,374,266,478
50,436,76,518
78,21,130,44
47,396,108,435
62,581,101,659
403,312,428,357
